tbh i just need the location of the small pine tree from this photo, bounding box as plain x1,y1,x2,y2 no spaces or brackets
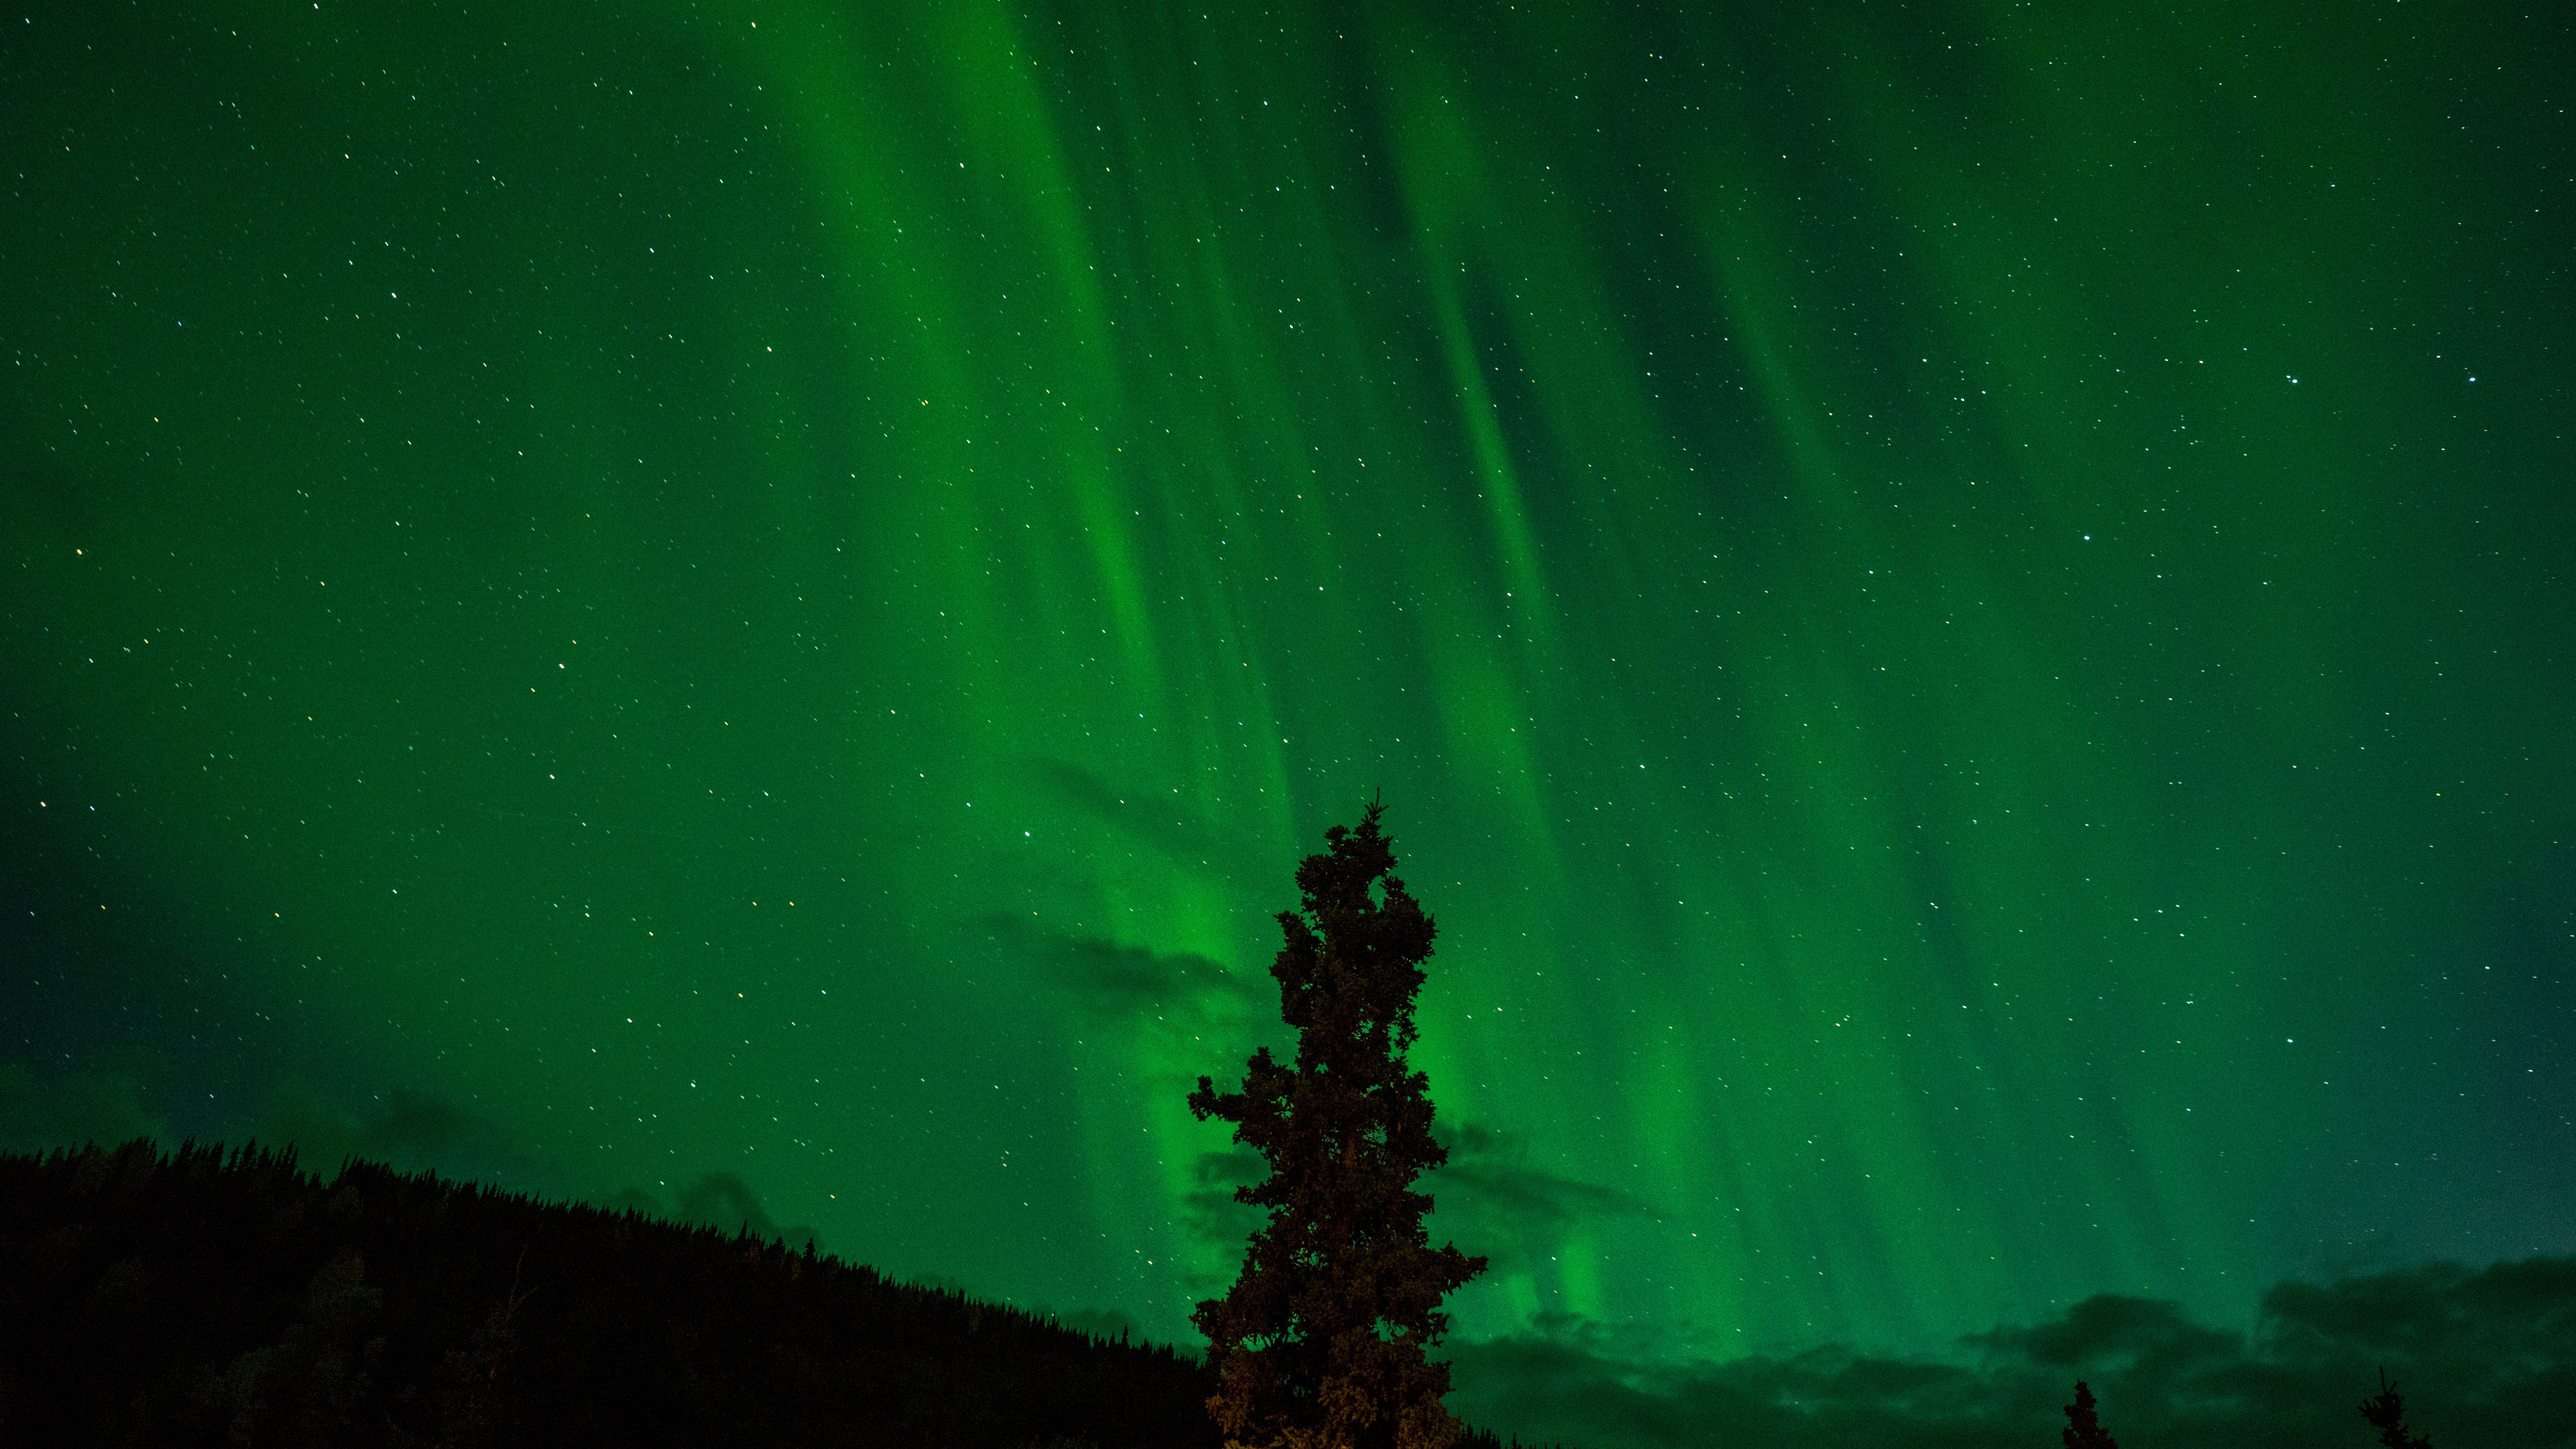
2063,1380,2120,1449
2360,1369,2433,1449
1190,800,1488,1449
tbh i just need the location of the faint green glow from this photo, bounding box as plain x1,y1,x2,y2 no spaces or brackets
2,0,2567,1380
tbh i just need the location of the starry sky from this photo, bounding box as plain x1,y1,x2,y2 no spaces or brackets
5,1,2572,1443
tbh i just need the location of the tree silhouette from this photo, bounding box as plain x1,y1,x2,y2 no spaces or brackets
1189,800,1488,1449
2360,1368,2433,1448
2062,1379,2119,1449
1,1137,1239,1448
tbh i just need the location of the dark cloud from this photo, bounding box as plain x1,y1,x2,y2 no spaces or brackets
1973,1291,2244,1377
1427,1122,1663,1271
0,1056,541,1188
1443,1258,2576,1449
0,1056,169,1152
1178,1124,1664,1301
268,1089,830,1255
1179,1147,1270,1295
255,1079,549,1186
983,914,1263,1022
2259,1256,2576,1370
670,1170,820,1253
0,1063,826,1255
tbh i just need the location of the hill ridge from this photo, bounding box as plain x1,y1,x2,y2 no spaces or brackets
0,1137,1232,1447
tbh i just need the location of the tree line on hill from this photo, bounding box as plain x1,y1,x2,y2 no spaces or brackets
0,1131,2462,1449
0,1136,1306,1448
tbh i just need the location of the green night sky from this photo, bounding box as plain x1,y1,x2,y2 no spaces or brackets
6,1,2571,1442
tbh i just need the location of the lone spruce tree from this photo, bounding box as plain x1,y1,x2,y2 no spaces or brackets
1190,800,1488,1449
2360,1369,2433,1449
2063,1380,2120,1449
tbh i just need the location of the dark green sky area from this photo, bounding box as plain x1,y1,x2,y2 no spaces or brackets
6,1,2572,1443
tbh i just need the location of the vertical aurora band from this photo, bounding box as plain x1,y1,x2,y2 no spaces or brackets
3,0,2567,1377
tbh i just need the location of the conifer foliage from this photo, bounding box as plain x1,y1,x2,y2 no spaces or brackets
2061,1380,2119,1449
2360,1369,2433,1448
1190,800,1488,1449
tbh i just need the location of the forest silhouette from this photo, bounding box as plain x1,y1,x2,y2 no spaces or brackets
0,1137,2488,1448
0,1137,1552,1448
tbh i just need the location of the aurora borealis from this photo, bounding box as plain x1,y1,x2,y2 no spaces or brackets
6,0,2572,1441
